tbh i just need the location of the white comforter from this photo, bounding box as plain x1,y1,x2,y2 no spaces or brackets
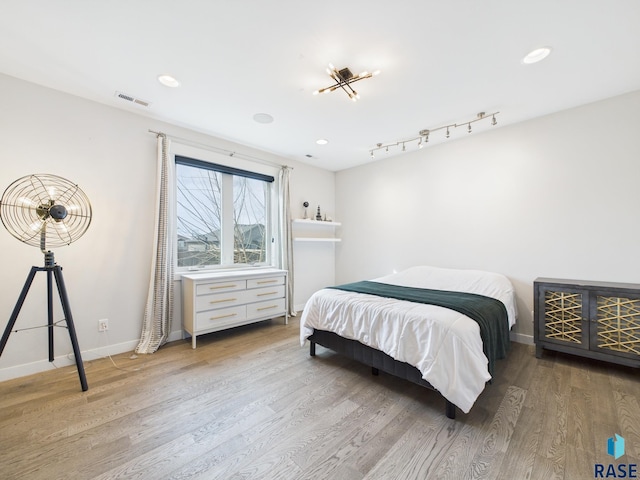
300,265,517,413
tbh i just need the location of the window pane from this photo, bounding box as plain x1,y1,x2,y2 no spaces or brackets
233,176,268,264
176,164,222,268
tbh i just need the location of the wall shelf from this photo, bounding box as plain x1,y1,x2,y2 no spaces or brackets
292,219,341,227
292,218,341,242
294,237,341,242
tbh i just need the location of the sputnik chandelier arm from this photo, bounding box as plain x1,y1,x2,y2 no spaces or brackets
370,111,500,158
313,63,381,102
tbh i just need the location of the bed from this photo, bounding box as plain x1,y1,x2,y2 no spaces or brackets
299,265,517,419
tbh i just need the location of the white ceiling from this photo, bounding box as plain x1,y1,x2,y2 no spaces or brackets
2,1,640,171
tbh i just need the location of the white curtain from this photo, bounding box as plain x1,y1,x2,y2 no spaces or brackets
278,166,296,317
136,134,175,353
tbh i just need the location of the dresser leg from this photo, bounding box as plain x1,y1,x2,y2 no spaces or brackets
535,344,543,358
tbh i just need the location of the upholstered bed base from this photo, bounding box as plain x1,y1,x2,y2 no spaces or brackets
308,329,456,419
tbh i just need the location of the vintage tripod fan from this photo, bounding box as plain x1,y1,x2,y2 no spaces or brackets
0,174,92,391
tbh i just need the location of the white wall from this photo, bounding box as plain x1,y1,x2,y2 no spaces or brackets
335,89,640,341
0,73,335,381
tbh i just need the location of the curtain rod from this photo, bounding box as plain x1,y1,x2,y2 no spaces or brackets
148,129,292,170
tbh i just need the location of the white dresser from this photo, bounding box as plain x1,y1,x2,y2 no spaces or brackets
181,268,288,348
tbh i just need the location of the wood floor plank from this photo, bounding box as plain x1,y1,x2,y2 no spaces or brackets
495,405,542,480
295,389,413,476
461,385,526,480
566,386,595,455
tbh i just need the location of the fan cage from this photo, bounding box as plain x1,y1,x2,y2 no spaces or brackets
0,174,92,249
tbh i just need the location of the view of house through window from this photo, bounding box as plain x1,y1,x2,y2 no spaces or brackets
175,156,273,269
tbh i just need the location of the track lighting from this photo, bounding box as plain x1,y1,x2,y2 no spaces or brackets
313,64,380,101
369,111,500,158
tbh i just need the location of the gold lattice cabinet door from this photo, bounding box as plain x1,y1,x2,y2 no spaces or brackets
596,296,640,355
544,291,583,344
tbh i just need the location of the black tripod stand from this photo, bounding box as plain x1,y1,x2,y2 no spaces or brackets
0,251,88,391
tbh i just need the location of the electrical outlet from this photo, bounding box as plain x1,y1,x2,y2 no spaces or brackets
98,318,109,332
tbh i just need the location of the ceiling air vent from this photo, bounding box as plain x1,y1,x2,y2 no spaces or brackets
115,91,151,108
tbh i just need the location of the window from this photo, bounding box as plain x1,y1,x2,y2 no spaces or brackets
175,155,274,270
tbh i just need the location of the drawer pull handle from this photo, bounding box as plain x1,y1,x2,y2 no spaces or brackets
257,291,277,296
257,305,278,311
257,279,278,284
210,298,237,304
209,284,238,290
209,313,238,321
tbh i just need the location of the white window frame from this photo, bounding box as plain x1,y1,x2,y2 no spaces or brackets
174,150,278,273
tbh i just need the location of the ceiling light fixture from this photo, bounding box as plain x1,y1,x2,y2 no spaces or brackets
369,111,500,158
316,138,328,145
522,47,552,64
313,63,380,102
157,74,180,88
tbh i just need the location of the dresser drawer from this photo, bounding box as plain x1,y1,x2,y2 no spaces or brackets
196,279,246,296
247,298,286,319
196,305,246,330
247,276,284,289
195,290,246,312
245,285,285,303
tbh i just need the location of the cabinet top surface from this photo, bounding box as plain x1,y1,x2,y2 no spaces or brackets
181,268,287,282
534,277,640,290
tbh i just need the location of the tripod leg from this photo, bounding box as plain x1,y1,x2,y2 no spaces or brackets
0,267,39,357
53,266,88,392
47,269,54,362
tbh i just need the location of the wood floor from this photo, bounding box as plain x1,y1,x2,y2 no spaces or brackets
1,317,638,480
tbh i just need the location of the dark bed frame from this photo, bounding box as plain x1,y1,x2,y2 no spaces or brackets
308,329,457,419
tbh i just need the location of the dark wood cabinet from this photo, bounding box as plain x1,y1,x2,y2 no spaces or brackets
534,277,640,367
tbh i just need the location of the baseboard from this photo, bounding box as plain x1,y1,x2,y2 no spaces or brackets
0,338,139,382
0,330,186,383
510,331,534,345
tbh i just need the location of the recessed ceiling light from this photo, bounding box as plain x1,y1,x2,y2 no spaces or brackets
522,47,552,64
253,113,274,124
316,139,328,145
157,74,180,88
